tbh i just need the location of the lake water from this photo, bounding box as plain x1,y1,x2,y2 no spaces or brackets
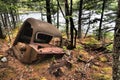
20,12,43,22
19,11,65,30
19,11,115,34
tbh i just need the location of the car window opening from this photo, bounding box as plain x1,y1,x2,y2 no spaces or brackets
34,33,52,43
19,22,33,44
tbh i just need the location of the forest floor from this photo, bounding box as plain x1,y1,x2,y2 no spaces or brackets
0,37,112,80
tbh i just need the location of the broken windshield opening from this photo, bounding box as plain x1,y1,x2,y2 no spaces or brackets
19,22,33,44
34,32,52,43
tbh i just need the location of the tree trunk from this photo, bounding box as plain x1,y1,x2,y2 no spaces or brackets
15,9,20,23
40,5,44,21
0,22,5,39
6,12,12,28
3,13,8,28
46,0,52,24
84,11,91,38
0,13,6,27
56,0,65,19
98,0,106,40
65,0,70,39
57,1,59,29
113,0,120,79
78,0,83,38
69,0,74,49
69,0,77,49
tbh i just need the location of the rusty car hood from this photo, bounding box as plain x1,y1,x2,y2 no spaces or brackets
29,43,65,54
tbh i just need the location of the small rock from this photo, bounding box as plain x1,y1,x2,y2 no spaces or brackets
1,57,7,62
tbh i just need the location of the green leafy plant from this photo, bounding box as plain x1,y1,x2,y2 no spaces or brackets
63,46,67,51
106,44,113,51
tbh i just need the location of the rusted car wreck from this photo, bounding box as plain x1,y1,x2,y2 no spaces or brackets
11,18,65,63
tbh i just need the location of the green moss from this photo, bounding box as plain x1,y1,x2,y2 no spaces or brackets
81,37,100,48
98,56,108,62
40,77,47,80
102,67,112,74
75,45,84,51
85,37,99,45
91,65,99,71
29,77,40,80
91,73,111,80
62,46,67,51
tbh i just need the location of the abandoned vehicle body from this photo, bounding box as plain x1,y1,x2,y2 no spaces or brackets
11,18,65,63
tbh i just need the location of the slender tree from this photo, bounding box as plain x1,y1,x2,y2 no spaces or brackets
65,0,70,39
69,0,74,48
0,13,6,27
56,0,65,19
57,0,59,28
69,0,77,48
62,0,77,49
84,11,91,38
98,0,106,40
113,0,120,79
10,8,16,28
45,0,52,24
78,0,83,38
0,22,5,38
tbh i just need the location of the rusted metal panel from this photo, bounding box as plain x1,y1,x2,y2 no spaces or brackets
29,43,65,54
